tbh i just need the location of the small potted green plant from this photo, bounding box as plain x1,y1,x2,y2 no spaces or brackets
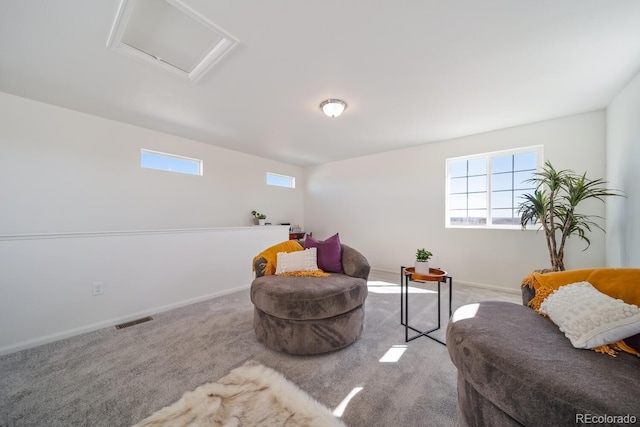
415,248,433,275
251,210,267,225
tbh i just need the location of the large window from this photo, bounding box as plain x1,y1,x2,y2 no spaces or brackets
140,149,203,176
446,146,542,228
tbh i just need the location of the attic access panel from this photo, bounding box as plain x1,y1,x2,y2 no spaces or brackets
107,0,238,82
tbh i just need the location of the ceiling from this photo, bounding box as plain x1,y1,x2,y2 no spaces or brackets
2,1,640,166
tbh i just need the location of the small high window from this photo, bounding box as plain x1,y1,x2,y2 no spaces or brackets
446,146,542,228
140,149,202,176
266,172,295,188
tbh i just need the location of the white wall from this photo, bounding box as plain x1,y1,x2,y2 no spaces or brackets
0,226,288,355
0,92,302,354
0,92,304,234
606,70,640,267
305,111,607,291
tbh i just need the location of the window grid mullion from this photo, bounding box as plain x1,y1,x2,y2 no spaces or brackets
486,156,492,225
467,161,470,222
511,155,515,224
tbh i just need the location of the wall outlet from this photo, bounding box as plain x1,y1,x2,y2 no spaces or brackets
92,282,105,296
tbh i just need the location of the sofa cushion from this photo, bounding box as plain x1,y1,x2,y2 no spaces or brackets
275,248,319,274
251,274,367,321
447,301,640,427
304,233,344,273
539,281,640,349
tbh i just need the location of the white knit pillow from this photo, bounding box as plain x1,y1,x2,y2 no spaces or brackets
275,248,319,274
539,281,640,349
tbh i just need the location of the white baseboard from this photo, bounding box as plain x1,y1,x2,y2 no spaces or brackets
369,267,521,295
453,279,521,295
0,284,250,356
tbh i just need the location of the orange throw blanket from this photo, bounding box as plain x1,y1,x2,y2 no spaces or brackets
522,268,640,356
277,270,330,277
252,240,303,276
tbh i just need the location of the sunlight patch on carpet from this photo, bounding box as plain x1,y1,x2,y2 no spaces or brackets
379,344,408,363
367,281,436,294
332,386,364,417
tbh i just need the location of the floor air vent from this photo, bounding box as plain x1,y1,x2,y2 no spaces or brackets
115,316,153,330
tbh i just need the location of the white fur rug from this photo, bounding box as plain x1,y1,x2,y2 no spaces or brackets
133,361,346,427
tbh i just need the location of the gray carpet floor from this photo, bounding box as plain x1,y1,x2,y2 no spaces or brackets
0,272,520,427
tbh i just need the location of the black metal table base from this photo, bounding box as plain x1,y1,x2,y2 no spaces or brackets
400,266,453,345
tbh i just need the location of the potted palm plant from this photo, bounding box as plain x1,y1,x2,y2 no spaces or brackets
518,160,623,271
415,248,433,275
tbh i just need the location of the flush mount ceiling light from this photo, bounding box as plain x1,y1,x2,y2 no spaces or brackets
320,99,347,118
107,0,238,83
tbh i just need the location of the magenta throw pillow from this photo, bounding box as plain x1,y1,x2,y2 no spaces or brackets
624,332,640,353
304,233,343,273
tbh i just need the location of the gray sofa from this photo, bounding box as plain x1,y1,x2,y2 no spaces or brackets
251,244,370,355
446,287,640,427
